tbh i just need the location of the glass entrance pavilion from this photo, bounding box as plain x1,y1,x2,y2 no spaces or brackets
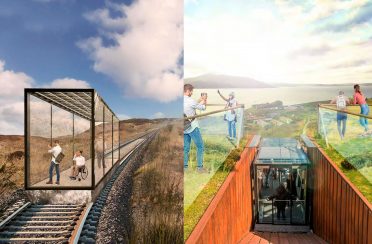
25,89,120,190
253,138,311,225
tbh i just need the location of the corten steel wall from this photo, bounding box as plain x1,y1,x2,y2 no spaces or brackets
186,136,257,244
308,145,372,244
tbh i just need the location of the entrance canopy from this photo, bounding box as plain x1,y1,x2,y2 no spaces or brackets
255,138,310,165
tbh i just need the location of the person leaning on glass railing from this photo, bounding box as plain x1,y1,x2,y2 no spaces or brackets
353,84,371,136
330,91,350,140
183,84,209,173
217,90,238,140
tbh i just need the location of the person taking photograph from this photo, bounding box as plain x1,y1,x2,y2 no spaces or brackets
218,90,238,140
46,140,62,185
184,84,208,173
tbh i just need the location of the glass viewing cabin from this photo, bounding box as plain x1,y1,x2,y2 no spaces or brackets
254,138,310,225
25,89,121,190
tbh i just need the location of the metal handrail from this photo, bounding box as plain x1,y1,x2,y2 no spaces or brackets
184,105,244,120
319,104,372,120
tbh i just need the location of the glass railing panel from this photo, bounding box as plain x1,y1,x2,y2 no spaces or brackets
184,101,245,210
319,105,372,184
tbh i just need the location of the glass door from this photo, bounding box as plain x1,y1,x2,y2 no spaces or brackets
256,165,291,224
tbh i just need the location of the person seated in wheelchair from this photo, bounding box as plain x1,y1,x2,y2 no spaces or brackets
69,150,86,180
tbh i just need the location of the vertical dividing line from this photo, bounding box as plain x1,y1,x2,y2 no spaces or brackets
24,91,30,189
91,91,95,188
103,106,105,177
50,103,53,145
112,114,114,167
73,113,75,155
118,120,121,161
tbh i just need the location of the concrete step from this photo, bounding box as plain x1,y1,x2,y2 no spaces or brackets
254,224,310,233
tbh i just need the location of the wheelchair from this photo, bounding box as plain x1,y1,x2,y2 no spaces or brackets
75,166,88,180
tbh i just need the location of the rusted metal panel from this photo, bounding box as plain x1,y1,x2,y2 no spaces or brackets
186,136,257,244
308,143,371,244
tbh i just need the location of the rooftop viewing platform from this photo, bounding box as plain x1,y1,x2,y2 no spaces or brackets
184,91,372,244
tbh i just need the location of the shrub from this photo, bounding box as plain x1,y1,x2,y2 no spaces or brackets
341,159,354,170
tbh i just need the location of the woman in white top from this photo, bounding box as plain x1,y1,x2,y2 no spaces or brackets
218,90,238,140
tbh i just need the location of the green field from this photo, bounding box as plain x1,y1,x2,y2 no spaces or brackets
184,135,245,240
184,135,233,210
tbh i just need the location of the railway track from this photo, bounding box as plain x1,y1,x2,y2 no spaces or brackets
0,130,158,244
0,203,86,243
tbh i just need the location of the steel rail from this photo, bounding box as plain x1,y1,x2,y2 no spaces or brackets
319,104,372,119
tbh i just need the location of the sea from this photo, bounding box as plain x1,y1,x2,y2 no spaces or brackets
194,85,372,108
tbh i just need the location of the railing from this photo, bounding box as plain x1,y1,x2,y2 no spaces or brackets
307,141,372,244
317,104,372,184
184,104,246,211
186,136,257,244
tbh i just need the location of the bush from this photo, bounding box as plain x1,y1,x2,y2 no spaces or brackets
222,148,241,171
341,159,354,170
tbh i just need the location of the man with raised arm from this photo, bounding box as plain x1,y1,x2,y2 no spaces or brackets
184,84,208,173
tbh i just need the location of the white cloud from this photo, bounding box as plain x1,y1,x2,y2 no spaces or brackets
185,1,372,84
0,60,34,97
117,113,131,120
0,60,34,134
79,0,183,102
153,112,165,119
0,60,91,135
47,78,91,88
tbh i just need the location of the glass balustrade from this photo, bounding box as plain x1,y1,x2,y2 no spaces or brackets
318,105,372,184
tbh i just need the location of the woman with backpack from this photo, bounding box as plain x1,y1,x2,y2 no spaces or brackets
331,91,350,140
218,90,238,140
353,84,370,135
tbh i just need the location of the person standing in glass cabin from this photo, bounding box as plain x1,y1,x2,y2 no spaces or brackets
353,84,370,136
184,84,208,173
217,90,238,140
46,140,62,185
95,135,106,168
331,91,350,140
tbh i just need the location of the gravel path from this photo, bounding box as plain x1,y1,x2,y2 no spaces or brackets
95,140,151,244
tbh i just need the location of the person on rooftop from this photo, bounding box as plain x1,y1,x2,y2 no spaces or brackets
184,84,209,173
218,90,239,140
353,84,370,136
331,91,350,140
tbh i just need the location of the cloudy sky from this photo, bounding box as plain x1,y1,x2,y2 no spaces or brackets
185,0,372,85
0,0,182,134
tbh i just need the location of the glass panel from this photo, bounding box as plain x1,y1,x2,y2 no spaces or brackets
103,107,113,170
256,165,304,224
49,105,74,186
94,97,105,185
184,89,245,210
29,95,51,186
113,117,120,164
73,114,92,186
319,106,372,184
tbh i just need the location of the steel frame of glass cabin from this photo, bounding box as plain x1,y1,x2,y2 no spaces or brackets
24,88,121,190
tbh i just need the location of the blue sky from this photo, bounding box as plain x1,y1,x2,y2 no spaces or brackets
185,0,372,84
0,0,183,134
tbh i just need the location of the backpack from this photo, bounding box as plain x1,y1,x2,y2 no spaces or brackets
55,152,65,163
336,95,346,109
